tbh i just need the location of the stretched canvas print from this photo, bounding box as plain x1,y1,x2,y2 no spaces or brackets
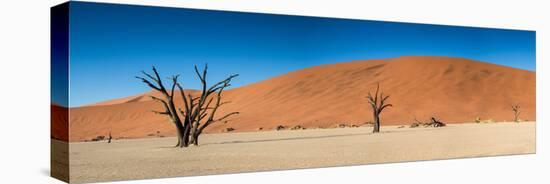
51,1,536,183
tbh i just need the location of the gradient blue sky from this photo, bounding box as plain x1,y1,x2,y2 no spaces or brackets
64,2,535,107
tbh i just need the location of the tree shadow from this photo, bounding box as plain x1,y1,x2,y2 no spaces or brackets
154,127,446,148
200,132,372,146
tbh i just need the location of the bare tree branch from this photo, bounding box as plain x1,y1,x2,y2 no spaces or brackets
136,76,161,91
216,112,239,122
380,104,392,112
169,75,180,98
141,70,159,83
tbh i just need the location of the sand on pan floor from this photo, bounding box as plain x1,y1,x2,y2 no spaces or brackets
65,122,535,183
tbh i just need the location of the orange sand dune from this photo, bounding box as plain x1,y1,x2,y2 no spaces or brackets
51,104,69,141
66,56,536,141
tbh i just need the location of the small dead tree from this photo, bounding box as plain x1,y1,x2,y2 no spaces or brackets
411,116,445,128
512,104,520,122
108,131,112,143
366,83,392,133
410,116,423,128
427,117,446,127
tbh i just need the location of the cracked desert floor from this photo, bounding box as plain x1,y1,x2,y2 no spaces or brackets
59,122,535,183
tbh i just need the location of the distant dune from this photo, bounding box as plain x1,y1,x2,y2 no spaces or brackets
51,104,69,141
65,56,536,141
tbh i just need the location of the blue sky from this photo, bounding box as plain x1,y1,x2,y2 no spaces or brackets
60,1,536,107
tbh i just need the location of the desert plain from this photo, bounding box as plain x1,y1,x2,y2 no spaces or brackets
57,121,535,183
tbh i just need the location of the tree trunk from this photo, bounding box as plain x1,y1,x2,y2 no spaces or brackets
172,118,187,147
175,128,185,147
373,110,380,133
188,126,197,145
188,134,196,146
181,135,189,147
188,130,200,146
193,134,199,146
181,120,191,147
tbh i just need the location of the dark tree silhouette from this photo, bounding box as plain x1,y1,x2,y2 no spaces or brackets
512,104,521,122
136,67,187,147
137,65,238,147
108,132,112,143
182,65,239,146
366,83,392,133
428,117,446,127
412,116,446,127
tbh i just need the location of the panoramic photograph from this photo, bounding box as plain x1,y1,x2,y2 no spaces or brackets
51,2,536,183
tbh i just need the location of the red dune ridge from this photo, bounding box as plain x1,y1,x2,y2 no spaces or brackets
63,56,536,142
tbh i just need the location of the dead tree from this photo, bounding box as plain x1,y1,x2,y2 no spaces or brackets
108,132,112,143
427,117,446,127
137,65,238,147
410,117,423,128
366,83,392,133
410,116,445,128
512,104,520,122
182,65,239,146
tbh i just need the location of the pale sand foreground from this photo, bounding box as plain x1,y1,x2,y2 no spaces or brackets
65,122,535,183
